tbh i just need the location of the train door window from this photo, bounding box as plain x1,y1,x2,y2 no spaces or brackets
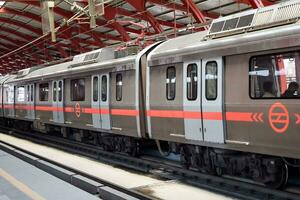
30,85,34,102
205,61,218,100
53,82,57,101
17,86,25,102
27,85,30,101
93,76,98,102
58,81,63,102
116,74,122,101
187,64,198,100
102,76,107,102
250,51,300,99
71,79,85,101
39,83,49,102
166,66,176,100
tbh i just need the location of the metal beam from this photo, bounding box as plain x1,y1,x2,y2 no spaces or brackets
0,8,107,46
181,0,206,24
104,6,131,41
0,26,34,41
0,24,71,60
125,0,163,33
0,34,26,47
237,0,273,8
0,18,41,35
116,8,185,29
0,28,68,59
148,0,219,19
245,0,264,8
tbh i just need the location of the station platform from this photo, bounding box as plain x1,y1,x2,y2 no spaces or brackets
0,133,232,200
0,149,99,200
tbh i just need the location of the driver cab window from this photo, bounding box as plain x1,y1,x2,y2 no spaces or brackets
250,51,300,99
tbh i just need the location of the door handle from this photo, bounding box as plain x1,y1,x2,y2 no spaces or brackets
204,128,207,132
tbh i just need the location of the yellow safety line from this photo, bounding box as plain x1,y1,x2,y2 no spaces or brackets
0,168,46,200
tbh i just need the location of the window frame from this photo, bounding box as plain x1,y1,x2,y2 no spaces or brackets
30,84,34,102
71,78,85,101
249,50,300,100
93,76,99,102
101,75,107,102
53,82,57,102
58,81,63,102
166,66,176,101
17,86,25,102
116,73,122,101
27,85,30,101
186,63,198,101
39,83,49,102
205,61,218,101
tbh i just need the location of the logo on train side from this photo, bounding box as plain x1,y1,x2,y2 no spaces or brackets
75,103,81,118
268,102,289,134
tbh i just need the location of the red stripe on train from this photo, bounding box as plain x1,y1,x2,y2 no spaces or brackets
147,110,264,122
82,108,110,114
147,110,201,119
2,105,265,122
203,112,223,120
111,109,139,116
35,106,55,111
147,110,223,120
226,112,253,122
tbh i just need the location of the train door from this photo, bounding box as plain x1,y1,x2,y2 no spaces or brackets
9,86,15,117
3,85,14,117
201,57,225,143
26,84,35,119
0,85,2,117
100,74,111,129
183,60,203,141
91,74,111,130
91,75,101,129
52,80,64,123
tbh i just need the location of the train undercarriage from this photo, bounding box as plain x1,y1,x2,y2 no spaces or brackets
2,117,296,189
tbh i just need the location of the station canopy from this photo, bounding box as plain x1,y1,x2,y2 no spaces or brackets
0,0,280,74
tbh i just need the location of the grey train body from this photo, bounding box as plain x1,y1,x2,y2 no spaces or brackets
1,7,300,188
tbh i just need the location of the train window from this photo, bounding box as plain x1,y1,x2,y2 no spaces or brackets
93,76,98,102
250,51,300,99
205,62,218,100
116,74,122,101
166,67,176,100
58,81,62,102
39,83,49,102
17,86,25,102
30,85,34,102
27,85,30,101
71,79,85,101
53,82,57,101
187,64,198,100
102,76,107,102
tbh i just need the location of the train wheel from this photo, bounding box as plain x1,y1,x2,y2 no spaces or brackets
264,163,288,189
180,146,191,169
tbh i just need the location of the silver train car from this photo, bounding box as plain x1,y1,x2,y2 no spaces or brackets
1,1,300,188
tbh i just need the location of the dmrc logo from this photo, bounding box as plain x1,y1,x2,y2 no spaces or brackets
75,103,81,118
268,102,289,134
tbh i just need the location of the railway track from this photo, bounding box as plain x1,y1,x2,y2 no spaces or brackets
1,127,300,200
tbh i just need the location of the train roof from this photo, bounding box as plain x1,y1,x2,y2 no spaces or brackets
0,74,15,85
148,0,300,65
149,22,300,66
5,42,160,84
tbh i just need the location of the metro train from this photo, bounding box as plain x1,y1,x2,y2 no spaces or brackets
1,1,300,188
